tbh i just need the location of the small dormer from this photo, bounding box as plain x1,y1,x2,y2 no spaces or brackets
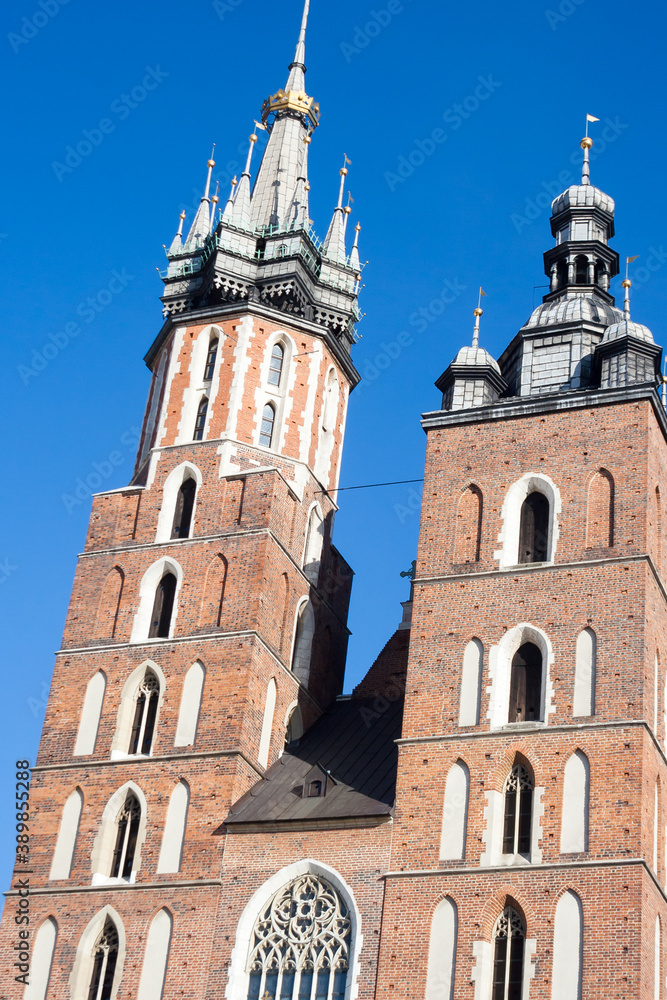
299,763,336,799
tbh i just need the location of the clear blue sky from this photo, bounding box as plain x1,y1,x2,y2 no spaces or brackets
1,0,666,896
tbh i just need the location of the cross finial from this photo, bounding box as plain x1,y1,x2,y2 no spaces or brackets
400,560,417,600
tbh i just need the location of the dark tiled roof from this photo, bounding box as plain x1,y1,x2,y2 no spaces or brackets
225,695,404,826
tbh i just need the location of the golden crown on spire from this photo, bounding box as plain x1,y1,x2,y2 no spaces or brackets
261,87,320,128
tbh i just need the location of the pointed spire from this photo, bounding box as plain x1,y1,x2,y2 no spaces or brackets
231,133,258,228
186,148,217,245
286,0,310,91
580,136,593,186
168,211,187,254
323,163,349,261
222,176,238,222
210,182,220,234
350,222,361,272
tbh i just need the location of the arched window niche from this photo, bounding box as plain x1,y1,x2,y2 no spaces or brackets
74,670,107,757
69,907,126,1000
155,463,202,544
487,624,555,730
226,861,361,1000
480,753,544,867
495,474,561,571
137,908,173,1000
552,891,583,1000
425,898,457,1000
131,559,183,643
291,599,315,685
91,782,148,887
111,661,165,760
50,787,84,880
491,906,529,1000
303,503,325,585
26,916,58,1000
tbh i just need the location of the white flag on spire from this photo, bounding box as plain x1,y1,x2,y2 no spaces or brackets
586,114,600,123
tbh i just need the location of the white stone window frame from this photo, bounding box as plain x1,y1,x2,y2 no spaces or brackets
177,325,224,446
155,462,203,544
69,906,126,1000
480,752,545,868
495,473,561,571
26,916,58,1000
314,367,340,487
174,660,206,748
487,623,556,731
137,907,174,1000
50,787,84,880
73,670,107,757
290,597,315,685
254,331,296,455
472,907,536,1000
225,860,362,1000
130,557,183,644
111,660,166,760
90,782,148,886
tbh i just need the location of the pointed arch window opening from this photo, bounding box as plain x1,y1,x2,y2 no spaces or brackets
171,477,197,540
88,920,120,1000
268,343,285,387
193,397,209,442
129,672,160,755
149,573,177,639
492,907,525,1000
245,874,351,1000
110,794,140,880
204,338,219,382
518,491,550,564
260,403,276,449
508,642,543,723
503,764,533,856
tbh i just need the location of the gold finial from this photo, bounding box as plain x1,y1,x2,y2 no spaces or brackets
207,159,216,168
249,133,258,144
343,206,352,215
355,222,361,232
580,136,593,150
212,195,219,205
304,182,311,191
340,167,348,177
231,175,238,187
179,211,186,220
474,307,483,316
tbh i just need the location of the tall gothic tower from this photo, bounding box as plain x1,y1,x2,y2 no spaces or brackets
0,3,367,997
375,136,667,999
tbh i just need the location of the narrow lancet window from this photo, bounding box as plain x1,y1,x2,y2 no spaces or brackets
110,794,140,879
129,671,160,755
518,491,549,563
492,907,525,1000
268,343,285,386
193,397,209,441
509,642,542,723
149,573,177,639
203,338,218,381
259,403,276,448
87,920,120,1000
503,763,533,856
171,478,197,539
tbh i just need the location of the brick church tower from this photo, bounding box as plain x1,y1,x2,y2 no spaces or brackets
3,5,665,997
374,136,667,999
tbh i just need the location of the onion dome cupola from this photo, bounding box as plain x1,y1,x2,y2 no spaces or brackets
436,303,507,411
543,137,619,298
595,276,662,388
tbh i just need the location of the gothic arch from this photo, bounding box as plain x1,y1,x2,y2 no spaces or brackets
586,468,614,548
131,558,183,643
425,897,457,1000
487,623,555,729
258,678,277,769
177,325,224,445
68,906,126,1000
552,890,583,1000
199,554,228,627
74,670,107,756
50,787,84,880
226,860,361,1000
98,566,125,640
137,908,173,1000
303,502,325,584
90,781,148,885
26,916,58,1000
157,781,189,874
454,484,483,564
175,661,205,747
459,637,483,726
291,598,315,685
111,660,166,759
155,462,203,543
496,473,561,569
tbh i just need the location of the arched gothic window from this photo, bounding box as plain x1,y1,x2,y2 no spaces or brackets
87,919,120,1000
246,874,351,1000
193,397,209,441
260,403,276,448
110,793,140,880
492,907,525,1000
149,573,177,639
518,491,549,563
509,642,542,723
129,671,159,755
268,344,285,386
503,764,533,856
204,338,219,382
171,478,197,539
291,601,315,684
